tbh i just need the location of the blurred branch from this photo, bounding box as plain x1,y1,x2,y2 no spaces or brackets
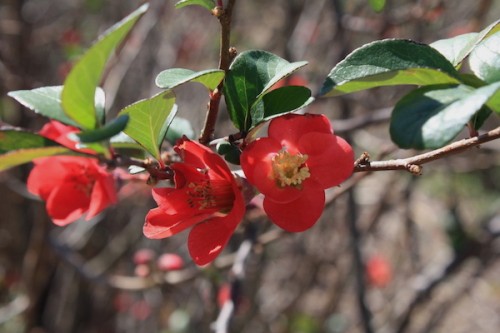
354,126,500,174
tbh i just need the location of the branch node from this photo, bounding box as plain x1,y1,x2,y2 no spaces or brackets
407,164,422,175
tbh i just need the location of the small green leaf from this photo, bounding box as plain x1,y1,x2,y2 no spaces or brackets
469,31,500,84
118,90,177,160
175,0,215,11
250,86,313,126
165,117,195,145
0,129,75,171
155,68,224,91
320,39,460,97
61,3,148,129
368,0,386,12
8,86,79,127
390,82,500,149
223,50,308,131
77,115,129,143
216,142,241,165
431,19,500,67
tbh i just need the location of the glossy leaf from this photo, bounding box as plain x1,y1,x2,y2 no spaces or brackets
431,19,500,67
118,90,177,160
61,4,148,129
155,68,224,91
320,39,460,97
77,115,129,143
469,31,500,84
368,0,386,12
223,50,308,130
250,86,313,127
390,82,500,149
0,130,74,171
175,0,215,11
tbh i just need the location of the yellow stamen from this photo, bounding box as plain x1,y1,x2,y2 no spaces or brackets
271,150,310,187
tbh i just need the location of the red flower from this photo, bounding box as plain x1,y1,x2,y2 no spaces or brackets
27,156,117,226
39,120,94,154
366,255,392,288
241,114,353,232
143,138,245,266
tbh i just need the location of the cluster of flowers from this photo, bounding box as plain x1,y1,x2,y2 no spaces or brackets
29,114,354,265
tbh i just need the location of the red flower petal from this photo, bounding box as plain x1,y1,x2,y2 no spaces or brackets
263,179,325,232
268,114,332,147
298,132,354,188
143,207,212,239
46,182,91,226
27,158,67,199
241,137,302,203
86,173,117,220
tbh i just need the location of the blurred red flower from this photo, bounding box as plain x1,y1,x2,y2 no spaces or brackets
366,255,392,288
28,156,117,226
143,138,245,266
27,121,117,225
241,114,353,231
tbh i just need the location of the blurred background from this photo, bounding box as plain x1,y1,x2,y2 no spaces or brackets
1,0,500,332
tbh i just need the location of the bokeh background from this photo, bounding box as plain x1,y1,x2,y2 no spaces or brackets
1,0,500,332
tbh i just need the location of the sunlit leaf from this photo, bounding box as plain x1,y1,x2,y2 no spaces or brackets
175,0,215,11
61,3,148,129
320,39,460,97
469,31,500,84
155,68,224,91
368,0,386,12
118,91,177,160
431,19,500,67
390,82,500,149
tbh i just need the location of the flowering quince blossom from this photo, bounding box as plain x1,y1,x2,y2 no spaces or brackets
143,138,245,266
241,113,354,232
27,121,117,226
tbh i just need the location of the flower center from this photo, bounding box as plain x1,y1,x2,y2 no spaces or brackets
186,179,235,212
68,164,96,197
272,150,310,187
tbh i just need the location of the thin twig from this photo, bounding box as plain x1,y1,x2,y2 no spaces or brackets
199,0,237,144
354,126,500,174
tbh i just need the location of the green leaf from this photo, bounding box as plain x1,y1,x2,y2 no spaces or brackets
165,117,195,145
368,0,386,12
249,86,313,127
431,19,500,67
216,142,241,165
320,39,460,97
8,86,79,127
469,31,500,84
155,68,224,91
175,0,215,11
118,90,177,160
223,50,308,130
390,82,500,149
61,3,148,129
0,129,74,171
77,114,129,143
8,86,106,129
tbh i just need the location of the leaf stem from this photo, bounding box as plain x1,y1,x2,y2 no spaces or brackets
354,126,500,174
199,0,237,145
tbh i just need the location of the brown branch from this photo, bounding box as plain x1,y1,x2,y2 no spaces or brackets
354,126,500,174
199,0,237,145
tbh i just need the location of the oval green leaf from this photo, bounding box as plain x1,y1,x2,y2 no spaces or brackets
77,114,129,143
320,39,460,97
390,82,500,149
469,31,500,84
175,0,215,11
431,19,500,67
223,50,308,131
0,129,76,171
118,90,177,160
155,68,225,91
61,3,148,129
